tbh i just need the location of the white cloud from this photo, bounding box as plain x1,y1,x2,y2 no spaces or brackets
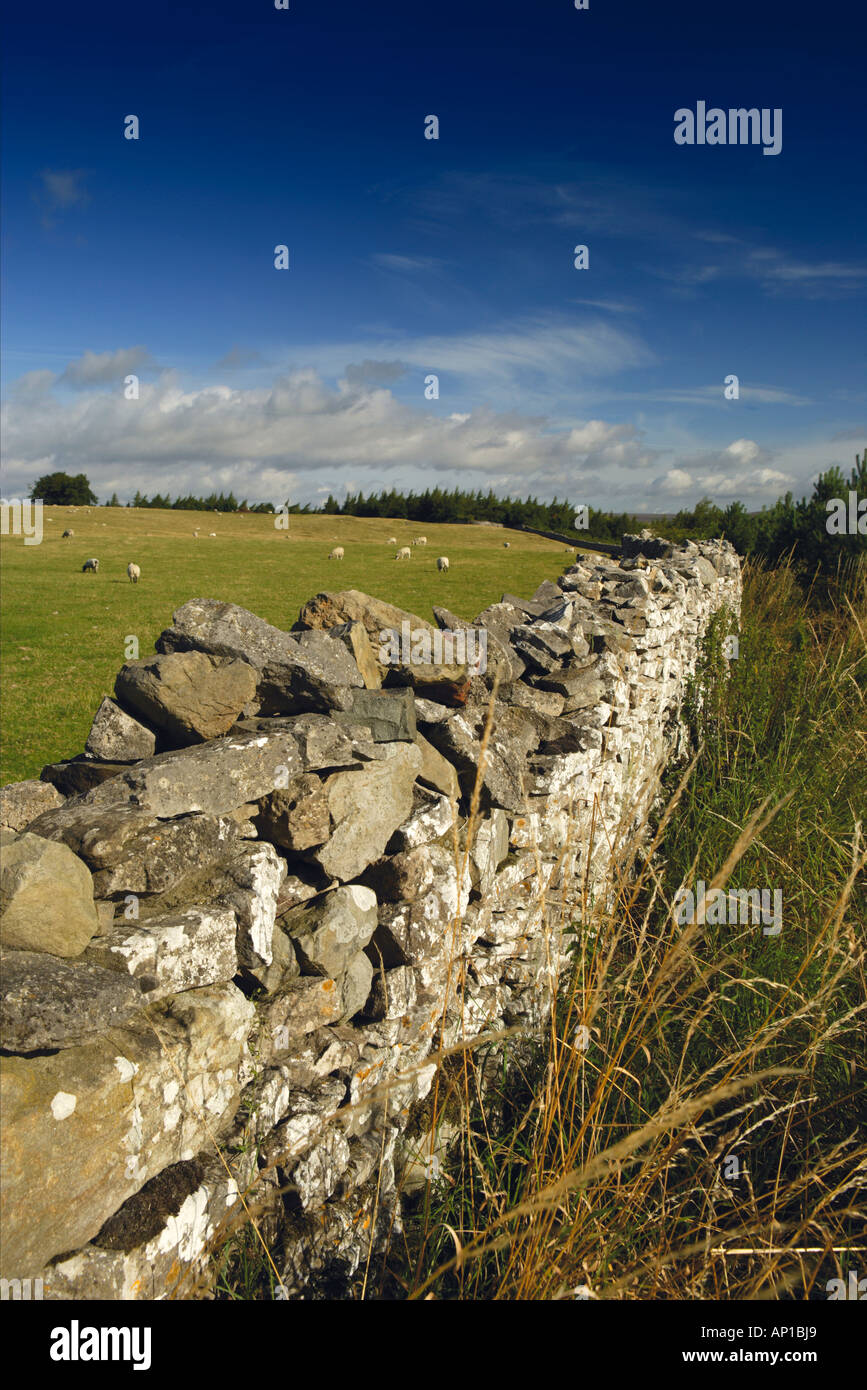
0,359,656,503
59,346,156,389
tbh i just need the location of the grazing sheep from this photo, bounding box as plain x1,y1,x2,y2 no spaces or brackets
62,529,74,538
82,558,99,573
503,541,510,548
395,546,411,560
328,547,345,560
209,532,217,537
412,536,427,546
436,556,449,572
127,562,141,583
387,537,397,545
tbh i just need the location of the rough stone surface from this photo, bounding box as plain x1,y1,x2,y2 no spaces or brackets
296,589,433,652
157,598,363,714
27,804,240,898
0,833,100,957
282,885,378,980
333,687,416,742
85,698,157,762
115,651,258,745
0,983,254,1277
0,950,144,1052
313,745,422,881
84,907,238,1001
78,730,305,819
0,779,65,833
256,775,331,852
326,622,382,690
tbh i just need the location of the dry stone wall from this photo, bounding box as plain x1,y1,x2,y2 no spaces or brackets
0,532,741,1299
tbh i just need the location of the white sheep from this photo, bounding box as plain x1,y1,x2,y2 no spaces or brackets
328,547,345,560
127,562,141,583
437,556,449,572
412,535,427,546
209,532,217,537
503,541,510,548
395,546,411,560
62,529,74,538
387,537,397,545
82,558,99,573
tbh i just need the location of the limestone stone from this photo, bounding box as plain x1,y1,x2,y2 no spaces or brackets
256,775,331,852
115,651,257,745
362,966,418,1022
469,810,510,896
340,951,374,1022
84,907,238,1001
326,621,382,690
0,983,254,1278
388,786,456,853
312,745,422,881
27,803,240,898
361,845,438,903
39,758,130,798
156,598,363,714
0,832,100,957
263,976,344,1045
0,779,64,833
0,950,144,1052
499,682,565,717
413,730,461,800
333,687,416,742
283,885,378,980
44,1154,241,1300
79,730,304,819
295,589,433,652
85,698,156,762
509,624,572,673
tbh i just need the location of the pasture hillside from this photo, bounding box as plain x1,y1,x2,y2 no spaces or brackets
0,507,585,784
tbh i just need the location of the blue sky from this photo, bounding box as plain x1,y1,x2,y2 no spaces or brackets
2,0,864,510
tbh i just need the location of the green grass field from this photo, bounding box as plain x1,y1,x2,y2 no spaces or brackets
0,507,582,785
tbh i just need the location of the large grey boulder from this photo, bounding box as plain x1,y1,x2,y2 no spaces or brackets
0,950,144,1052
156,599,363,714
282,885,378,980
85,906,239,1001
332,688,416,743
76,730,305,819
423,705,541,812
313,745,422,881
85,697,156,762
0,983,254,1278
257,775,331,853
115,651,258,745
26,803,240,897
0,779,64,833
0,832,100,957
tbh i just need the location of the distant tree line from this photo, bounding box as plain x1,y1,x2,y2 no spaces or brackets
127,490,276,513
29,451,865,576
